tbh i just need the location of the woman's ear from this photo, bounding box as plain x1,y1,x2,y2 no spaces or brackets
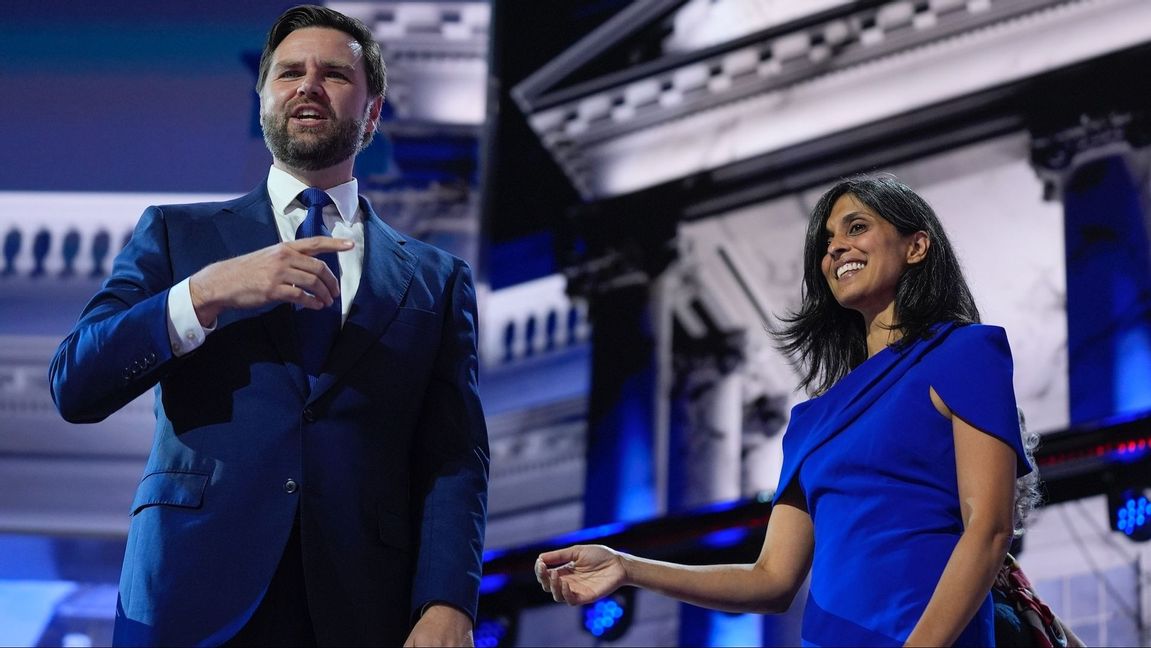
907,231,930,265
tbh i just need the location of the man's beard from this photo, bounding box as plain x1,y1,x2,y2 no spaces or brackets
261,109,370,171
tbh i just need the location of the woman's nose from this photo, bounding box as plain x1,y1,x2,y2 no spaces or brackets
827,235,847,258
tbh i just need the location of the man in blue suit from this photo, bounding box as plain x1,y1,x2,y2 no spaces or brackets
49,5,488,646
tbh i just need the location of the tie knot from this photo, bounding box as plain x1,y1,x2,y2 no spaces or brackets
297,188,335,240
299,187,333,210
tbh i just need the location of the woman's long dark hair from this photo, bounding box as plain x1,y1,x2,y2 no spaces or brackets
775,175,981,395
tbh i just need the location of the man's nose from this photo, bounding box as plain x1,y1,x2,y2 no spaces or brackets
297,72,325,98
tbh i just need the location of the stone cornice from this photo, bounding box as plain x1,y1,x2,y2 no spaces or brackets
329,1,490,125
515,0,1151,200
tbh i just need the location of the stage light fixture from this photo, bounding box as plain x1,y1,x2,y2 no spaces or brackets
582,588,634,641
1108,487,1151,542
473,612,517,648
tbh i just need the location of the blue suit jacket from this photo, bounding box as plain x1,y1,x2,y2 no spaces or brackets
49,185,489,647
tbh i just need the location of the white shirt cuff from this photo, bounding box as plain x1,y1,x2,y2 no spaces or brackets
167,278,214,356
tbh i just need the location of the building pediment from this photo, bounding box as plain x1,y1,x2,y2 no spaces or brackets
513,0,1151,201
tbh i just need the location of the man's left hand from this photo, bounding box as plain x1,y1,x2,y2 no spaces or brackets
403,604,474,647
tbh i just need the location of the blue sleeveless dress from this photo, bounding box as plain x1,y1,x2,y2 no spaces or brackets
774,323,1032,647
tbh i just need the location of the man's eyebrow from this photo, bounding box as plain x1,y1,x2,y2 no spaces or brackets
273,59,356,70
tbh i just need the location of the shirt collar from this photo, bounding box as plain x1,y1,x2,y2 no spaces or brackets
266,165,360,225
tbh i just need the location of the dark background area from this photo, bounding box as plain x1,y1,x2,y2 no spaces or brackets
481,0,636,286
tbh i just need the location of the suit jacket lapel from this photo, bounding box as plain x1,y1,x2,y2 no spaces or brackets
214,186,277,260
308,198,416,403
214,185,310,399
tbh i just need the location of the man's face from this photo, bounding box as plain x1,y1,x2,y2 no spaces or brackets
259,26,382,171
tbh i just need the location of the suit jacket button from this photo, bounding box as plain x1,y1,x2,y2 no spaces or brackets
284,479,298,494
302,408,316,423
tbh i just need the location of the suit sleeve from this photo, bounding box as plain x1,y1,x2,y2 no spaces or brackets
49,206,180,423
410,259,490,622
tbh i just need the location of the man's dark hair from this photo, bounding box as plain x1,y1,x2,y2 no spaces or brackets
256,4,387,100
774,174,981,395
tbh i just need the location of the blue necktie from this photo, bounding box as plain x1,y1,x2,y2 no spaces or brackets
294,188,340,385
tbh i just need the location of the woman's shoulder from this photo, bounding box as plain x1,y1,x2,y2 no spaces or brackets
933,322,1011,356
923,322,1031,475
920,322,1015,388
905,322,1015,383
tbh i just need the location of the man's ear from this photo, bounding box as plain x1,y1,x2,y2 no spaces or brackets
364,96,384,136
907,231,930,265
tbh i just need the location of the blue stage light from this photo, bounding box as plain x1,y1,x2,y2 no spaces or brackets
1109,488,1151,542
582,589,634,641
473,613,516,648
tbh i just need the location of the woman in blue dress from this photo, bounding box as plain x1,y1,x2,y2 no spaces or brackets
535,175,1033,646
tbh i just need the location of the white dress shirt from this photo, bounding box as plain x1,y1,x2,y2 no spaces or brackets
166,166,366,356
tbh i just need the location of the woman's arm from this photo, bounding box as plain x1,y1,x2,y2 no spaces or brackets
535,485,814,614
904,387,1018,646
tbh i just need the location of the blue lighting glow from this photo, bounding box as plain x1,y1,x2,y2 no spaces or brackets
691,498,745,515
584,599,626,638
707,610,763,647
1111,445,1151,464
617,392,657,522
553,521,629,545
479,573,509,594
1114,291,1151,418
482,521,628,562
1116,495,1150,536
474,618,509,648
700,527,749,549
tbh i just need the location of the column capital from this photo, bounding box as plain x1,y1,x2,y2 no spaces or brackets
673,329,746,377
558,203,679,300
1030,110,1151,200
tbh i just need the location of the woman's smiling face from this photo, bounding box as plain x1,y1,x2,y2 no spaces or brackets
820,193,929,321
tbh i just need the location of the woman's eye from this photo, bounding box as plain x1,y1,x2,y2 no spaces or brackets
849,222,866,234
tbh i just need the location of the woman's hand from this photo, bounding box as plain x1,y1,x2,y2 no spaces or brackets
534,503,813,614
535,545,627,605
